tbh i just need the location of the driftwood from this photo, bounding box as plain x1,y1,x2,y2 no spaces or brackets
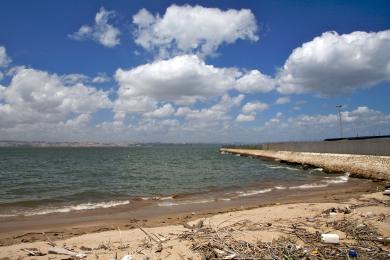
20,247,46,256
136,224,163,253
48,246,87,258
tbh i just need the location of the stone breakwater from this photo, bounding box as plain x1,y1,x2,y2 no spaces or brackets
220,148,390,181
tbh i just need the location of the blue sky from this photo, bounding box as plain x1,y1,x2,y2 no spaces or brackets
0,0,389,143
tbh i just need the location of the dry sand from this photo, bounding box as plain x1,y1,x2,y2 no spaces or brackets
1,191,389,259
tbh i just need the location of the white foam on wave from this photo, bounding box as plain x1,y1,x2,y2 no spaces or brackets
0,214,18,218
158,199,214,207
141,195,174,201
24,200,130,216
309,168,323,173
324,172,350,184
289,183,329,189
274,186,287,190
265,165,299,171
236,188,273,197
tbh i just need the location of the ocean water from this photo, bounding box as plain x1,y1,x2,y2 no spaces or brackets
0,145,349,216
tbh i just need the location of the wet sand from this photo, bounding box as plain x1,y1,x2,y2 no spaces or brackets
0,178,381,247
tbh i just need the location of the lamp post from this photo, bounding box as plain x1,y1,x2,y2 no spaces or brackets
336,105,343,138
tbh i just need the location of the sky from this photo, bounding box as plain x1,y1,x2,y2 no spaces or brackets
0,0,389,143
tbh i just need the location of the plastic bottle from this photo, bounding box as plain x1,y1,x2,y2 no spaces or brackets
321,234,340,244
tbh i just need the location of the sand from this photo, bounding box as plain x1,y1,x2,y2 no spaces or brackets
1,191,389,259
220,148,390,181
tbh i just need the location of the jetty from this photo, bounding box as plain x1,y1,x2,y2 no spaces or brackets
220,137,390,181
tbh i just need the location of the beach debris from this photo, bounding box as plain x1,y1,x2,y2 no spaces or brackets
306,217,316,222
20,247,46,256
348,249,358,258
80,245,93,251
42,231,56,247
183,220,204,230
383,187,390,195
48,246,87,258
136,224,164,253
378,237,390,245
176,212,390,260
321,233,339,244
364,211,375,218
121,255,133,260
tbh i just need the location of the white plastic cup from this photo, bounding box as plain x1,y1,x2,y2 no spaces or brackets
321,234,340,244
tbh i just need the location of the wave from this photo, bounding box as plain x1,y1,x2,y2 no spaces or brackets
274,186,287,190
264,165,300,171
158,199,214,207
0,214,18,218
324,172,350,184
309,168,323,173
139,195,174,201
23,200,130,216
289,183,329,189
236,188,273,197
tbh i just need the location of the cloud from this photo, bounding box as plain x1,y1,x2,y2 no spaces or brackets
176,94,244,129
0,46,11,67
275,96,290,105
236,113,255,122
277,30,390,95
114,55,273,118
92,73,111,83
144,103,175,118
262,106,390,139
0,68,111,128
236,70,275,93
241,101,269,114
69,7,120,48
114,55,240,109
133,4,258,57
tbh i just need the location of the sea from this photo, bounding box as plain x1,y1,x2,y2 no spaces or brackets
0,144,351,217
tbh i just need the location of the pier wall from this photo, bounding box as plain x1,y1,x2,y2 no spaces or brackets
255,138,390,156
220,148,390,181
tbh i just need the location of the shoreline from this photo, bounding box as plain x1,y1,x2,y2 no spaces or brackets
1,188,389,259
0,178,381,247
220,148,390,181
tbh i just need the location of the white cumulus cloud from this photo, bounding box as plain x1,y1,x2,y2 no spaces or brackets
242,101,269,114
0,68,111,128
236,113,255,122
277,30,390,95
114,55,273,118
176,94,244,129
236,70,275,93
69,7,120,48
275,96,290,105
133,4,258,57
0,46,11,67
144,103,175,118
115,55,240,107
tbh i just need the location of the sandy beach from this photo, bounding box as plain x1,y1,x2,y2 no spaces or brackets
0,180,389,259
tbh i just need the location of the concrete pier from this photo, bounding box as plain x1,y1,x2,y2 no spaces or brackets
220,148,390,181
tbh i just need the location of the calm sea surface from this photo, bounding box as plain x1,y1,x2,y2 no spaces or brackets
0,145,349,216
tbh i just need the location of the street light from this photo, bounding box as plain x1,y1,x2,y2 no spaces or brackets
336,105,343,138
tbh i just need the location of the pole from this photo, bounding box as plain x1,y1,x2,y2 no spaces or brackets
336,105,343,138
